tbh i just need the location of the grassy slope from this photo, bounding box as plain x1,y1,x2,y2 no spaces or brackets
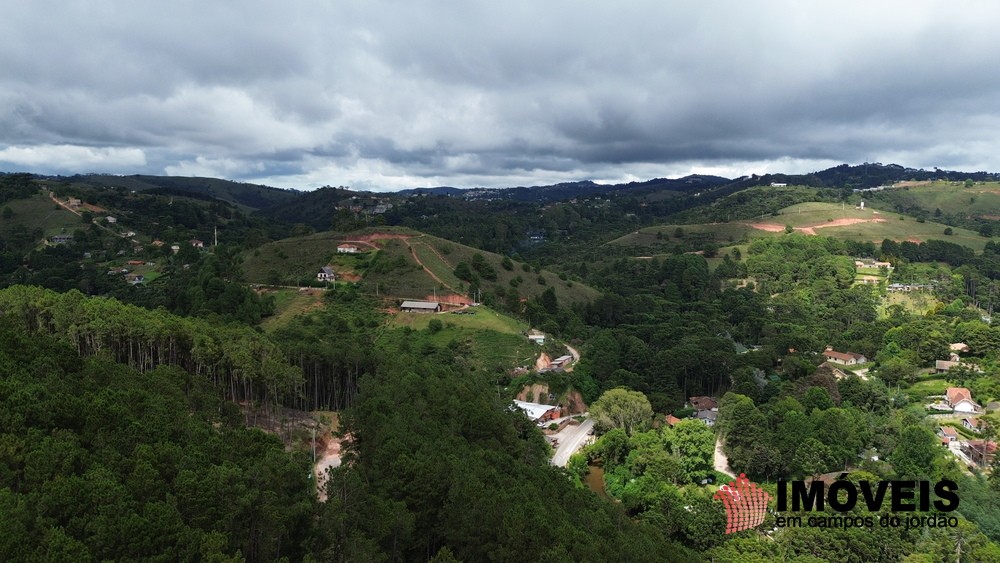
259,288,325,332
610,200,994,253
381,306,540,371
242,228,600,306
872,181,1000,218
2,192,84,238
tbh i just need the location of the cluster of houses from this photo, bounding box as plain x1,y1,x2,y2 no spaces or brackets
887,283,934,293
935,343,983,374
336,197,394,216
315,244,363,282
666,396,720,427
936,387,996,468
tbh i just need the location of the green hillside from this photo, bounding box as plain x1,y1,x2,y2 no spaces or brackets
611,201,994,255
242,227,600,306
381,306,541,372
865,180,1000,220
1,191,83,239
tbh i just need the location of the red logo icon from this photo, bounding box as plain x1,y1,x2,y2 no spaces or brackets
714,473,770,534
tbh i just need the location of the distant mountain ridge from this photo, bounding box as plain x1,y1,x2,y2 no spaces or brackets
25,163,1000,215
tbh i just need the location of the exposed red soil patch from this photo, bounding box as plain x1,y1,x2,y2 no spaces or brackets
349,233,415,246
338,272,362,282
425,293,471,306
748,223,787,232
748,216,887,236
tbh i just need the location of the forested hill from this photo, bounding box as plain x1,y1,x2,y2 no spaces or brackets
0,286,698,561
57,174,301,211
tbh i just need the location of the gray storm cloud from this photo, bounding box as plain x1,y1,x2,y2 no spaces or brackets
2,1,999,190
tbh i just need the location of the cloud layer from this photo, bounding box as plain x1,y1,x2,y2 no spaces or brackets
3,1,1000,190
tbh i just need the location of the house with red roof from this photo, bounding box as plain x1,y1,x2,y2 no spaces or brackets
946,387,982,414
822,347,867,366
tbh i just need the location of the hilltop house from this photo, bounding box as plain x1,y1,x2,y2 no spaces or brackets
337,244,359,254
945,387,982,414
317,266,336,282
822,347,867,366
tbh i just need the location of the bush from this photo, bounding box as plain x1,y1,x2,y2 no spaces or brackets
428,319,443,333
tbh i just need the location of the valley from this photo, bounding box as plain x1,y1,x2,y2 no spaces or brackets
5,165,1000,560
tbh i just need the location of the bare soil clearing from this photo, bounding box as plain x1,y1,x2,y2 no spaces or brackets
748,216,887,236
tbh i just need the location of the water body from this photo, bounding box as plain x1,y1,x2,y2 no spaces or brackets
583,465,609,500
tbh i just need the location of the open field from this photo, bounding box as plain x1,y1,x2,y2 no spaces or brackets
904,376,950,401
608,222,763,247
880,291,939,317
382,306,543,372
389,306,527,334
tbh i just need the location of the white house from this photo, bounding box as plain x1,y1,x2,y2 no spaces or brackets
823,347,867,365
337,244,359,254
317,266,336,282
946,387,982,414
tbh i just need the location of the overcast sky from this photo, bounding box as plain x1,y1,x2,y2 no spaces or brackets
2,1,999,191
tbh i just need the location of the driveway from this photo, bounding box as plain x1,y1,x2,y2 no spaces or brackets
715,436,735,478
551,418,594,467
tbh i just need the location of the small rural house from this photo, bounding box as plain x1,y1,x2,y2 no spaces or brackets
937,426,959,443
317,266,336,282
822,347,867,365
337,244,359,254
189,239,204,249
963,418,983,432
946,387,982,414
695,410,718,427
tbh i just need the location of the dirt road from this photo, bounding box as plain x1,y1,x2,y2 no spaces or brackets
714,436,735,478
